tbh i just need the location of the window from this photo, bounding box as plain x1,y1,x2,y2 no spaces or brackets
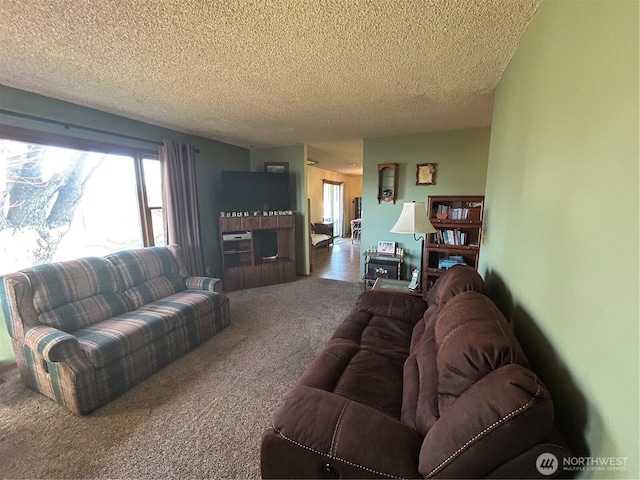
0,132,164,274
137,156,165,248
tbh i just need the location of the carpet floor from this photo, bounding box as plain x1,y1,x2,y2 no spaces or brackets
0,277,363,479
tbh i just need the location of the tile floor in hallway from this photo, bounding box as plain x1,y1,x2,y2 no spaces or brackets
308,237,362,284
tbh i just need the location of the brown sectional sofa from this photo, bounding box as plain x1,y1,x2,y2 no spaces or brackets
261,265,569,478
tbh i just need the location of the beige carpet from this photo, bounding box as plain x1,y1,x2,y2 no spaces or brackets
0,277,363,479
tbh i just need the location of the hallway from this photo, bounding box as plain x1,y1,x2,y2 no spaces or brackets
308,237,361,283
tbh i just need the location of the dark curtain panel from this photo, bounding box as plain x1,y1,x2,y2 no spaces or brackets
159,140,205,276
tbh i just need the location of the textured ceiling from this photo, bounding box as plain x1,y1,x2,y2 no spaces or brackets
0,0,539,174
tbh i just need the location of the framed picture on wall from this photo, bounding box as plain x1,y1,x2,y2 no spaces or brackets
264,162,289,173
416,163,437,185
377,241,396,254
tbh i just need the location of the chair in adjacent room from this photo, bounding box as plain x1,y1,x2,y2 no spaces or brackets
350,218,361,244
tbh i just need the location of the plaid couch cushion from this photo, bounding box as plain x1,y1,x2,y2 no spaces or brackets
136,290,225,331
21,258,129,332
105,247,182,289
105,247,186,309
40,294,131,334
75,311,173,368
74,289,226,368
123,275,186,310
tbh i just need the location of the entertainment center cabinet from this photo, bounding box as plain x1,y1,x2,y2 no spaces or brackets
219,214,296,291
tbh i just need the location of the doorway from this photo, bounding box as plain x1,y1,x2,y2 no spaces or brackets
308,236,361,283
322,180,344,237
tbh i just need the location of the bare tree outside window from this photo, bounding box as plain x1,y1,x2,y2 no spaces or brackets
0,141,103,266
0,138,163,274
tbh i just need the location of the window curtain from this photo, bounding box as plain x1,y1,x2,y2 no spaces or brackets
159,140,205,276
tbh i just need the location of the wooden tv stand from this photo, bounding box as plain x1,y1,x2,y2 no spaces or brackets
219,214,296,291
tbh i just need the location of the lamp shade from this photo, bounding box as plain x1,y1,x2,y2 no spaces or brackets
390,202,436,234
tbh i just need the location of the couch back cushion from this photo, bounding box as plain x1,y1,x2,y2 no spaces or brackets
355,290,427,325
105,247,186,310
425,264,486,308
402,267,487,436
401,312,439,436
22,257,129,332
434,291,529,414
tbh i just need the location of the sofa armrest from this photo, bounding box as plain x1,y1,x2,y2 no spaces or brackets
184,276,223,293
1,272,42,340
23,325,84,363
419,364,555,478
262,385,422,479
486,429,571,479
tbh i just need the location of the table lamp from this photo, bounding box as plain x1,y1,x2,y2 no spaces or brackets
390,201,436,290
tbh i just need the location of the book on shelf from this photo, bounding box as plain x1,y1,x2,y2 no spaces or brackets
438,255,466,269
436,204,449,216
435,205,471,220
434,204,483,221
451,208,468,220
432,229,467,246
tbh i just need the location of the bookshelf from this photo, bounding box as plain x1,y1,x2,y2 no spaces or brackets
423,195,484,292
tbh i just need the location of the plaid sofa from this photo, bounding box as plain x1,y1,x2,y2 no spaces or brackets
0,245,230,415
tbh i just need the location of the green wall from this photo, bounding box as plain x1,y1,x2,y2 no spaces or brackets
361,128,491,277
249,145,309,274
0,85,250,366
479,1,639,477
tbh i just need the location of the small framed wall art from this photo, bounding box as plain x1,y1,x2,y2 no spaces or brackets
416,163,437,186
264,162,289,173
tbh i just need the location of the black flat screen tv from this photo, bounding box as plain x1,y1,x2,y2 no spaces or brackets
220,171,291,213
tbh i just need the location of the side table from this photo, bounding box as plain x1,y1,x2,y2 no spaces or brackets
372,278,423,297
363,252,404,290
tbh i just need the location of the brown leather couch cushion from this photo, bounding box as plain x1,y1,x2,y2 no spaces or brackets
419,364,555,478
356,290,427,324
425,264,486,308
298,338,406,419
298,292,422,419
401,267,489,437
401,314,439,435
435,290,529,413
